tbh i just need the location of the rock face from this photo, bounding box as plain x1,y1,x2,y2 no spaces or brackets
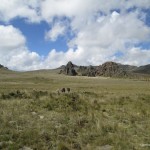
60,61,128,77
59,61,150,77
63,61,77,76
97,62,127,77
77,66,96,77
0,64,8,70
0,64,3,68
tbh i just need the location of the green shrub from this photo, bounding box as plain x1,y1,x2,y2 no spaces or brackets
0,90,29,99
31,90,48,99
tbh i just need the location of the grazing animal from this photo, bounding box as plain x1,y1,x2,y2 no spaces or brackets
66,88,71,93
60,88,65,93
56,87,71,94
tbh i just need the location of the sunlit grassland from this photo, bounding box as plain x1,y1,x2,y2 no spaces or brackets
0,70,150,150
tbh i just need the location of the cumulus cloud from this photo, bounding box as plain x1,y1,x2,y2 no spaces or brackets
0,25,26,51
0,0,41,22
0,0,150,70
45,22,66,41
118,48,150,66
40,0,150,67
1,0,150,23
0,25,41,70
66,10,150,65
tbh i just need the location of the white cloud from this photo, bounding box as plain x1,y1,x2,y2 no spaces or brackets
0,0,150,23
117,47,150,66
43,9,150,67
0,25,42,70
45,22,66,41
7,49,41,71
0,25,26,51
67,11,150,66
40,0,150,67
0,0,150,70
0,0,41,22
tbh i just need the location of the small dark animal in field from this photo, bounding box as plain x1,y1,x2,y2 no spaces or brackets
56,87,71,94
61,88,65,93
66,88,71,93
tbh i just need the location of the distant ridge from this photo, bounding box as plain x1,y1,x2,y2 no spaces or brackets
59,61,150,77
0,62,150,78
133,64,150,74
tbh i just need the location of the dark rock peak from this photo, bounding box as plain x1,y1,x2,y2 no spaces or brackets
0,64,4,68
0,64,8,70
101,61,118,67
63,61,77,76
66,61,74,68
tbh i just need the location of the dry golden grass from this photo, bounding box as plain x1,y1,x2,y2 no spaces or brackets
0,69,150,150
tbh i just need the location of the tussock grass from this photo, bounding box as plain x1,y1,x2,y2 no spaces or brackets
0,71,150,149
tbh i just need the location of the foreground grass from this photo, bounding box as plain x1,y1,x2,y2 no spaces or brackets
0,71,150,150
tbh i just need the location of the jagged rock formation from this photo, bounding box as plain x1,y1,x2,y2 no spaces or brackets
86,66,97,77
60,61,77,76
0,64,8,70
59,61,150,77
60,61,127,77
77,66,96,77
96,62,128,77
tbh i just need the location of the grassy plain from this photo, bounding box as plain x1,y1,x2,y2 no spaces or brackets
0,69,150,150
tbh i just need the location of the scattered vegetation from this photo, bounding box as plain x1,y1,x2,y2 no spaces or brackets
0,71,150,150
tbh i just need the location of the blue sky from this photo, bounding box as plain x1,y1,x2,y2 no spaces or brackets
0,0,150,71
11,18,68,56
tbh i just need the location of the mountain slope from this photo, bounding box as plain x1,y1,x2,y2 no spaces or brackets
134,64,150,74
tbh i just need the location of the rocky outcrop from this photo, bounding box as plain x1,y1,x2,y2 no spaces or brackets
0,64,8,70
96,62,127,77
77,66,96,77
60,61,128,77
60,61,77,76
59,61,150,77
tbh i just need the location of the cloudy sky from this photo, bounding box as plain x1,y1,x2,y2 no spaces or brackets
0,0,150,71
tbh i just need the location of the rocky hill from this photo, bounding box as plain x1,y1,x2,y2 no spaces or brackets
0,64,8,70
96,62,128,77
59,61,150,77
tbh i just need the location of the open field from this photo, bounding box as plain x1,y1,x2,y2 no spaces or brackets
0,70,150,150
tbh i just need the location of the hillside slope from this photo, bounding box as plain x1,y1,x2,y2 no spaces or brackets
133,64,150,74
